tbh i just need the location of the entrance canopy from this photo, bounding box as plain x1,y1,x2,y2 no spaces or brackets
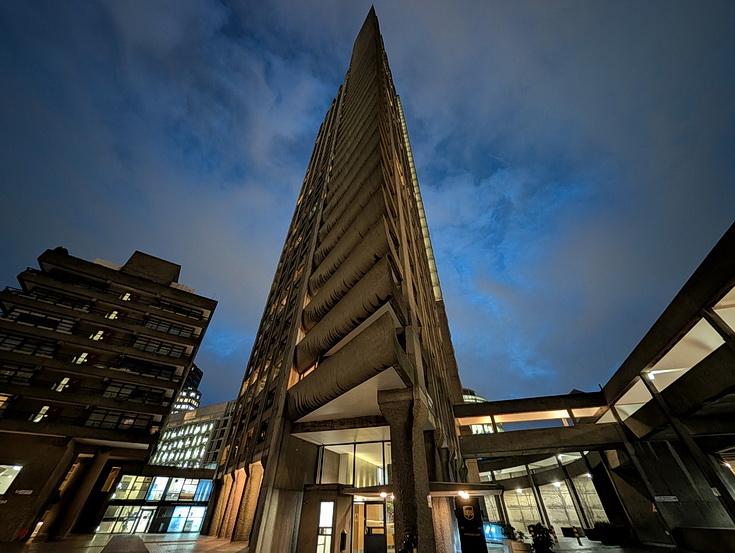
343,481,503,498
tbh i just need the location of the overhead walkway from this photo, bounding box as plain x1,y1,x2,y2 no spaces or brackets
454,223,735,553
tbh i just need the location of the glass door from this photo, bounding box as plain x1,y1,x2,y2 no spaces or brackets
134,507,156,533
364,502,387,553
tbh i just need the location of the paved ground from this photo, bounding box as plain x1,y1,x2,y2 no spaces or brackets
3,534,689,553
1,534,247,553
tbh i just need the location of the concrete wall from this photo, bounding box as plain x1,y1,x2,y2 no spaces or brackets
0,435,75,542
634,441,733,529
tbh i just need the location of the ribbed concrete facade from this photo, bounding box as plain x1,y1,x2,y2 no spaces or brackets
211,9,466,553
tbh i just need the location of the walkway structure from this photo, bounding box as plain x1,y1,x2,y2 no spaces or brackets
456,223,735,553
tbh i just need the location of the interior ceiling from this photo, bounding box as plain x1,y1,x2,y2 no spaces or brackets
295,367,405,423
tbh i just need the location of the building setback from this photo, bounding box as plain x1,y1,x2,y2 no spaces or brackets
208,9,482,553
0,248,216,542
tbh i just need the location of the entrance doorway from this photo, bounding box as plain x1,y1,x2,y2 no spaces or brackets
133,507,156,533
352,501,394,553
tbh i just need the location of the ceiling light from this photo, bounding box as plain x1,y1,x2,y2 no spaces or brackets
553,482,562,488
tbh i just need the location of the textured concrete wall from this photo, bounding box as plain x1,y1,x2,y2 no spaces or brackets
635,441,733,529
431,497,459,553
0,435,74,542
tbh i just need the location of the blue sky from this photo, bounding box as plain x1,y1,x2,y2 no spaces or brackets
1,1,733,405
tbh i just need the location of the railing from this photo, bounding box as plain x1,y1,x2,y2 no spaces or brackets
18,269,205,320
2,376,170,407
0,408,157,437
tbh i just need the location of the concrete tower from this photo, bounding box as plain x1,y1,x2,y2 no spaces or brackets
210,10,469,552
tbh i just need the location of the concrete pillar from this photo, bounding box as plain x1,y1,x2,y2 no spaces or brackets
526,465,551,527
50,449,110,540
209,473,233,537
234,462,264,543
221,468,246,539
557,458,590,528
432,496,459,553
379,387,436,553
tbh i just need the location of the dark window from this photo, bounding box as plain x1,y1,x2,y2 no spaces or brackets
157,300,202,320
131,336,185,358
0,334,56,357
144,317,194,338
117,358,175,380
85,408,151,430
0,363,35,385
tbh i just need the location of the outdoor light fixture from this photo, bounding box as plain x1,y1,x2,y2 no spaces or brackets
390,495,395,500
12,466,21,471
457,491,470,499
585,473,592,478
557,454,563,460
380,492,388,498
553,482,562,488
647,372,656,380
515,489,523,494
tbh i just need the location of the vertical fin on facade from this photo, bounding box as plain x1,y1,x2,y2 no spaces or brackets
396,96,443,302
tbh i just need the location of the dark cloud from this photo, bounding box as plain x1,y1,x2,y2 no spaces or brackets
1,1,733,404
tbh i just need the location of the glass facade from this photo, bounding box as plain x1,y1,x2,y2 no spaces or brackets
97,475,213,534
317,441,391,487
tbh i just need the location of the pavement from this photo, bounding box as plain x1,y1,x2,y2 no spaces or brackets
0,534,248,553
2,534,691,553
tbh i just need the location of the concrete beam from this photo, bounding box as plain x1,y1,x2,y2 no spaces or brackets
454,391,605,418
460,423,622,458
291,415,387,433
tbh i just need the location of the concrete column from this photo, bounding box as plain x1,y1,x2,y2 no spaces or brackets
379,387,436,553
234,462,264,543
221,468,246,539
51,449,110,540
209,474,233,537
526,465,550,528
557,458,590,528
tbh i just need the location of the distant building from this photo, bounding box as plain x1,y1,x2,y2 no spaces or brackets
172,364,204,413
462,388,502,434
151,400,236,469
0,248,216,542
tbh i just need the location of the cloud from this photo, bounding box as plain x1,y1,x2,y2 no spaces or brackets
1,0,733,405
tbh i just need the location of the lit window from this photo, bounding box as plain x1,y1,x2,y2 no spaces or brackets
0,465,23,495
53,378,70,392
90,330,105,341
31,405,50,423
105,311,119,320
73,352,89,364
120,293,132,301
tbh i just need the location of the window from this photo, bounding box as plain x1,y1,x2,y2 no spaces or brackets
28,288,90,311
0,363,35,385
144,317,194,338
316,502,334,553
131,336,185,358
85,408,151,431
157,300,202,320
5,309,75,333
31,405,50,423
0,465,23,495
0,334,56,357
103,382,164,404
117,358,175,380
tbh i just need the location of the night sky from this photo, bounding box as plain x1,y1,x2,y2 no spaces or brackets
2,1,734,406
